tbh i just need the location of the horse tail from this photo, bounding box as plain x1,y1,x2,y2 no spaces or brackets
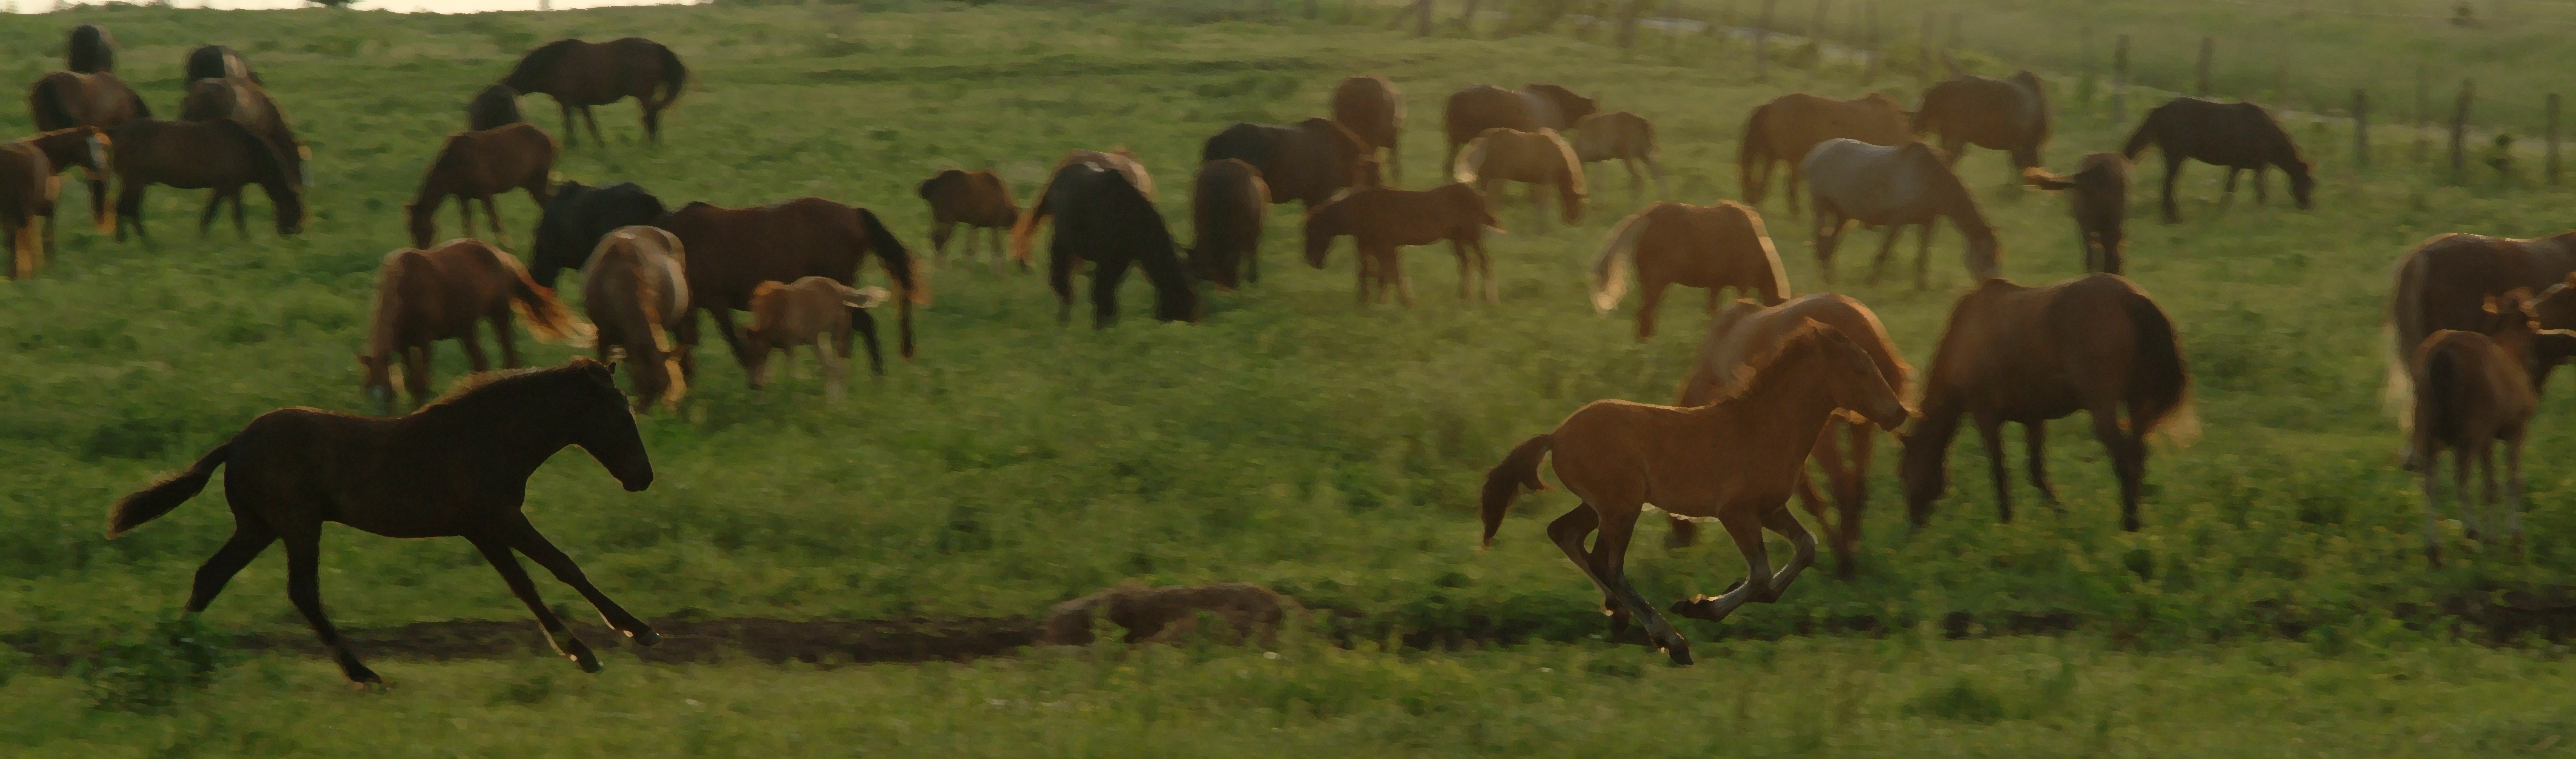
1009,172,1059,265
1737,102,1771,205
2120,106,2158,159
1543,128,1586,224
1451,135,1489,184
1480,434,1553,549
647,43,687,110
2385,250,2432,426
1589,209,1650,313
2419,343,2460,461
855,207,919,360
2124,289,2198,445
502,251,594,347
107,440,232,538
1738,204,1790,304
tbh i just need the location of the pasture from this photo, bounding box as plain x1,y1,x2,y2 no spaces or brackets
0,1,2571,754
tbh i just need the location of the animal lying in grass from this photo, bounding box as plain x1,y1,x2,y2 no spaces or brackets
739,276,888,404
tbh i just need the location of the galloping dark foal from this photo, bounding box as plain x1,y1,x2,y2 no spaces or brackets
2023,152,2132,274
108,358,659,686
502,38,686,147
406,122,558,249
530,180,667,289
1303,182,1500,305
2122,96,2315,222
109,119,303,240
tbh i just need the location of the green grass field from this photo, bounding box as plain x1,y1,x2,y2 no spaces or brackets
1,1,2572,755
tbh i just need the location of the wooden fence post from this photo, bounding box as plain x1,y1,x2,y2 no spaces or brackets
2195,37,2214,96
2415,65,2429,163
2451,78,2474,180
1457,0,1481,33
1919,11,1935,87
2112,34,2129,124
1812,0,1830,43
1418,0,1433,37
2354,89,2369,171
1618,0,1640,49
1861,2,1879,83
1755,0,1776,81
1947,13,1960,54
1305,0,1317,19
2550,93,2563,185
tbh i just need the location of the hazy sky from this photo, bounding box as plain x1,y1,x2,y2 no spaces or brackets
22,0,689,13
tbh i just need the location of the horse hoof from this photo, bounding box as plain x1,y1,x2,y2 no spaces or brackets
1665,643,1695,666
629,628,661,647
573,655,602,674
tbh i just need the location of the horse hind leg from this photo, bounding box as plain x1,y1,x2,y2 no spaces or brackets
280,525,381,685
489,306,522,369
467,532,601,673
197,190,225,236
232,189,249,239
2160,155,2186,222
183,518,278,614
1090,256,1132,328
459,329,493,373
1545,506,1629,637
2024,420,2060,506
581,105,605,147
558,102,580,148
1586,503,1690,663
2090,401,2147,532
1670,508,1771,632
2453,449,2480,542
2421,448,2447,566
1975,413,2015,523
1752,504,1817,602
481,196,509,246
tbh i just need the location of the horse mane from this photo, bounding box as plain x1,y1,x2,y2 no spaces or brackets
1702,319,1853,407
422,359,597,410
1540,128,1586,197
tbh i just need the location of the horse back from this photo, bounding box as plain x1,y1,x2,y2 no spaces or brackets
1330,75,1400,146
1444,85,1530,144
2414,329,2538,449
664,198,869,311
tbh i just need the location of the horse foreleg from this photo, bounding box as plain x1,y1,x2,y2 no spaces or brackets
1091,256,1131,329
558,102,579,148
231,188,249,239
1752,504,1815,602
196,190,224,236
1391,246,1415,307
1049,248,1078,323
639,101,662,142
1669,507,1770,635
115,182,144,242
1634,280,1667,341
1866,225,1901,285
1476,238,1498,303
704,307,750,370
929,221,953,266
581,105,604,147
499,515,658,646
1452,240,1471,300
1915,222,1937,290
1354,250,1374,304
466,532,600,673
281,527,381,685
481,196,508,246
459,329,492,373
1644,156,1669,197
2221,169,2240,204
2024,420,2059,505
2160,155,2185,222
2477,446,2500,543
458,194,477,239
2090,401,2147,532
182,521,278,614
1834,422,1874,578
402,345,433,409
1623,158,1643,196
490,307,523,369
1975,413,2014,523
2252,166,2270,204
672,307,701,381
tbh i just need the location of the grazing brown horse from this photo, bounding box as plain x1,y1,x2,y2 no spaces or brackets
1738,92,1914,216
32,71,147,219
1913,72,2050,181
1332,75,1404,184
360,239,589,413
1669,295,1910,578
1201,118,1372,208
68,24,113,73
2383,233,2576,465
2023,152,2132,274
181,77,310,187
1900,275,2195,532
1803,138,2001,288
1192,158,1269,289
579,226,690,412
405,123,558,249
469,84,525,132
1453,127,1585,228
1570,111,1666,197
916,169,1019,272
656,197,921,377
108,119,303,241
1009,149,1154,264
1443,84,1597,170
18,126,107,252
1303,182,1500,305
0,142,52,281
501,38,687,147
2407,287,2560,565
184,45,258,84
1480,322,1913,663
107,358,659,686
741,278,889,403
1022,159,1202,326
1589,201,1787,340
2122,97,2315,222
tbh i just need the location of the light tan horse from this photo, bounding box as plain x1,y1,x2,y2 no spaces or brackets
1480,321,1913,664
741,277,889,404
360,239,591,414
1453,127,1584,229
580,226,690,412
1667,295,1910,579
1570,111,1666,197
1589,200,1787,341
2408,286,2564,566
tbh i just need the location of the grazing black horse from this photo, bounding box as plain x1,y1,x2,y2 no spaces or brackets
1199,118,1372,207
2121,96,2315,222
184,44,259,84
531,181,668,289
469,84,524,132
107,358,660,686
68,24,113,73
1029,159,1201,327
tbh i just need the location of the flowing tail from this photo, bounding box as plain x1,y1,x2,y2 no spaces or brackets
1589,209,1652,313
2124,290,2198,444
1480,434,1554,548
1737,103,1772,206
1450,135,1490,184
649,44,688,111
2384,250,2432,427
505,256,595,346
107,440,232,538
854,207,919,360
1009,172,1060,266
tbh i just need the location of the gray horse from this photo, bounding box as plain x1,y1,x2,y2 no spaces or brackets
1801,138,2002,289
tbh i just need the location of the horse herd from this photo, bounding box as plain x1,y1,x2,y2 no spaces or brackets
31,22,2540,680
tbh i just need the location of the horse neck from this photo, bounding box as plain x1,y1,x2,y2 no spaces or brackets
1690,349,1844,450
419,383,577,473
1936,179,1994,240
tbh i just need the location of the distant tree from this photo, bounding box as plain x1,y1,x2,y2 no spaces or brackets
310,0,358,7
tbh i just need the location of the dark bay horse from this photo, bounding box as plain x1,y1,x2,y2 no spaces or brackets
1024,159,1201,326
68,24,113,73
1670,295,1911,578
1332,75,1404,184
1443,83,1597,170
1191,159,1269,289
107,358,658,686
0,142,52,280
655,197,921,377
1589,201,1787,340
181,77,310,187
184,45,259,84
361,239,589,412
532,181,667,289
1201,118,1372,208
1453,127,1586,229
1738,92,1914,216
2121,97,2314,222
32,71,147,219
1480,322,1912,663
1913,72,2050,182
917,169,1019,272
1803,138,2001,288
1900,275,2196,532
2023,152,2132,274
1303,182,1500,305
581,226,690,412
406,122,558,248
469,84,525,132
2384,233,2576,465
108,119,303,241
1570,112,1666,197
502,38,687,147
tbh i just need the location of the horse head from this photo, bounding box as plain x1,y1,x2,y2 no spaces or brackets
356,353,395,416
566,358,653,492
2286,159,2316,209
1301,202,1341,269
